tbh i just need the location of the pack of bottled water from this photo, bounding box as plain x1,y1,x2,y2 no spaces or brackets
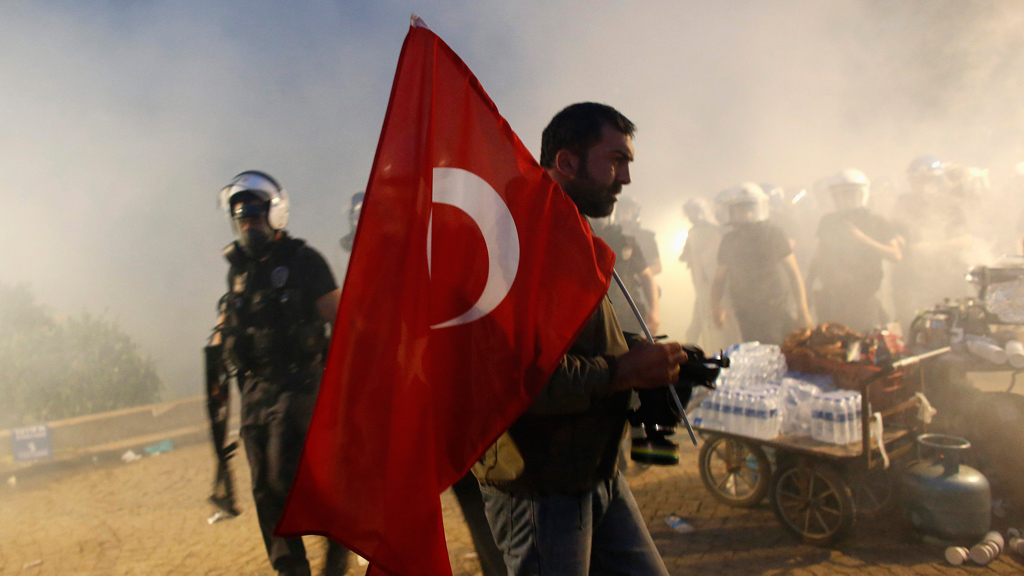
693,387,782,439
691,342,786,439
716,342,788,390
809,390,863,445
778,373,835,437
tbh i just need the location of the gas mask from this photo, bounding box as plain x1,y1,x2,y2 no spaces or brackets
232,200,274,257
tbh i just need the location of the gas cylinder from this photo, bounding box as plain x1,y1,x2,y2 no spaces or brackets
900,434,991,545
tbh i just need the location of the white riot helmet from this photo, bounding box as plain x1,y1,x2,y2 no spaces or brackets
683,197,715,225
724,182,769,224
828,168,870,211
907,155,945,194
218,171,290,230
712,187,736,226
218,171,290,256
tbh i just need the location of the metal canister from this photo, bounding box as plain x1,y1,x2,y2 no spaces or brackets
900,434,991,545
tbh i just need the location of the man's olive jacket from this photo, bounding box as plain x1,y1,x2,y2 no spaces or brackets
472,297,632,493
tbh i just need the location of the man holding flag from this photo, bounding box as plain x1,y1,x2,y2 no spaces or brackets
278,19,682,576
472,103,680,576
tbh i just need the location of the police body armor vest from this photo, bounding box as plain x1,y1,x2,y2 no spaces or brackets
220,237,328,380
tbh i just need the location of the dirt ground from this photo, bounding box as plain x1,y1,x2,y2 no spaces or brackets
1,429,1021,576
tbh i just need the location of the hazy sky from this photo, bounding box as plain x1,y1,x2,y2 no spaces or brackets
3,1,1024,397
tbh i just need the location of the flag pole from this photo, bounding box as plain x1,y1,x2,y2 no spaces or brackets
611,270,698,446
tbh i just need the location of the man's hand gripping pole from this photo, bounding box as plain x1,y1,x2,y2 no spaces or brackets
612,270,699,446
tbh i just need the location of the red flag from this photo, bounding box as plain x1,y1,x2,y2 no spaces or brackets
277,18,615,576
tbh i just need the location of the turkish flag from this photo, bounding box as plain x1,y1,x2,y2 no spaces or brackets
277,19,615,576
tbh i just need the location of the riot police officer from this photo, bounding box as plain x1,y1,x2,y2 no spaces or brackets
891,156,973,330
212,171,348,576
710,183,813,344
807,169,902,333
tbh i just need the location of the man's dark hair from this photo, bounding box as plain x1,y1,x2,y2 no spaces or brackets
539,102,635,169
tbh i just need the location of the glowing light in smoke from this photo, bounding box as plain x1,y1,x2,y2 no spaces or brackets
672,227,690,257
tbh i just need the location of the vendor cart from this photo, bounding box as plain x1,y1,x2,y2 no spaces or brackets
694,347,949,546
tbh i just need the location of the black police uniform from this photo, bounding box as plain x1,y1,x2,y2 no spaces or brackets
814,209,898,332
717,220,793,344
220,232,347,576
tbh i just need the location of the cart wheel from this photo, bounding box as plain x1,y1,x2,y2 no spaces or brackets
699,434,771,507
771,462,856,545
849,468,896,518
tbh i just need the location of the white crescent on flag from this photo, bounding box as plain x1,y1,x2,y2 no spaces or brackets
428,167,520,328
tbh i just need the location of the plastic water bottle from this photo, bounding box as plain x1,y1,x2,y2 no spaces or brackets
747,391,769,439
736,391,748,435
844,393,857,444
833,397,848,445
837,396,850,444
810,396,824,442
716,390,730,432
711,390,724,432
708,391,723,431
1006,340,1024,369
691,403,705,429
967,337,1008,365
765,394,781,439
826,398,839,444
763,391,779,439
733,391,747,435
748,391,763,438
693,394,708,430
841,394,853,444
741,392,756,437
754,391,768,438
812,394,843,444
824,396,836,443
853,395,863,442
723,390,738,434
849,392,862,443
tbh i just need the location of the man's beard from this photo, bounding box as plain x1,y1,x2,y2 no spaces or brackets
563,175,622,218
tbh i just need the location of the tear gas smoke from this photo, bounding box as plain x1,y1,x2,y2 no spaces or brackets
2,1,1024,399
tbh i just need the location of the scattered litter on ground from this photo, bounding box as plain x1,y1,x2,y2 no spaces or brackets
121,450,142,463
207,511,234,525
664,514,695,534
22,560,43,569
461,552,478,559
7,475,16,488
945,546,968,566
143,439,174,455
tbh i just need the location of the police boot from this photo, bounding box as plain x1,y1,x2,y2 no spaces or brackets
276,559,312,576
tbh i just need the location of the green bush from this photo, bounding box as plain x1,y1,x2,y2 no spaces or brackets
0,283,161,428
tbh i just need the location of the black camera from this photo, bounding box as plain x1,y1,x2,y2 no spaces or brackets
629,344,728,465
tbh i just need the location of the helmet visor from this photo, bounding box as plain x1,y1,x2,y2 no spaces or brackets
232,198,269,220
218,172,280,212
729,201,766,224
831,185,868,210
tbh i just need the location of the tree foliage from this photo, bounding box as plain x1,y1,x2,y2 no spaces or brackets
0,283,161,428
